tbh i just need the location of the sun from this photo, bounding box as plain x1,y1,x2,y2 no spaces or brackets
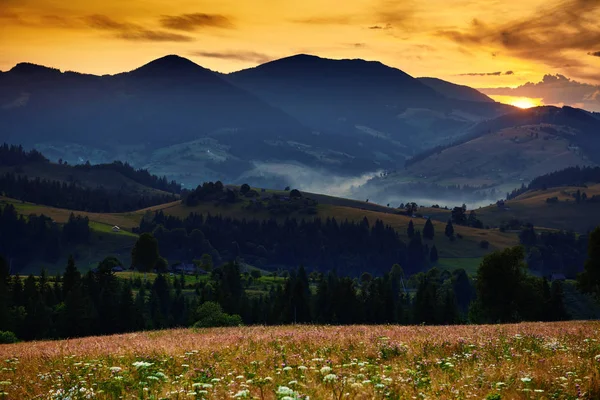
510,97,539,109
487,95,543,109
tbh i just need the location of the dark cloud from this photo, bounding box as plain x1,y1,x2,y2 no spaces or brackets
589,51,600,57
373,1,417,30
437,0,600,80
368,24,392,30
159,13,233,31
458,71,514,76
345,43,367,48
84,14,193,42
190,51,272,64
479,73,600,112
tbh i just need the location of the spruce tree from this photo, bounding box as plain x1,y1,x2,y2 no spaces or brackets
445,220,455,238
423,218,435,239
430,245,439,263
407,220,415,238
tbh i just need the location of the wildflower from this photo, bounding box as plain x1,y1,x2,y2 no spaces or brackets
277,386,294,395
320,366,332,374
109,367,122,373
298,366,307,371
233,389,250,398
521,377,532,383
283,366,292,372
132,361,153,369
323,374,338,383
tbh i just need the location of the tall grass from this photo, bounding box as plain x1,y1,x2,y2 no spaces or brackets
1,322,599,399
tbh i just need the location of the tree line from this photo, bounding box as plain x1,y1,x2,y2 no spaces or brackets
507,166,600,200
0,173,178,213
1,143,181,193
0,240,575,342
136,211,437,276
0,204,90,269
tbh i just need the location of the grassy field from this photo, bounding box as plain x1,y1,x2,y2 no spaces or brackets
1,322,599,399
476,184,600,232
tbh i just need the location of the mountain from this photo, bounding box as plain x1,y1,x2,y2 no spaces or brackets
418,77,494,103
0,54,518,193
229,54,513,151
357,106,600,205
0,55,393,187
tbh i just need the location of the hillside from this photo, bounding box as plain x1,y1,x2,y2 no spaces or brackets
476,184,600,232
359,106,600,204
229,54,513,151
0,161,174,197
418,77,495,103
1,179,519,275
2,322,599,399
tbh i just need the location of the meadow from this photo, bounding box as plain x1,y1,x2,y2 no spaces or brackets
1,322,599,399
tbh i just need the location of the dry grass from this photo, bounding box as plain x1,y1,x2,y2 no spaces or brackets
476,184,600,232
1,322,599,399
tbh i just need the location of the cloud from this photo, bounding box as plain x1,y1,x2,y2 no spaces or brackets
84,14,193,42
437,0,600,80
479,73,600,112
458,71,514,76
368,24,392,30
589,51,600,57
292,15,355,25
343,43,367,48
159,13,234,31
0,11,79,28
190,50,272,63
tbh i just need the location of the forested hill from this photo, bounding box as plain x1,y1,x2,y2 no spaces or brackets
0,144,180,212
507,166,600,199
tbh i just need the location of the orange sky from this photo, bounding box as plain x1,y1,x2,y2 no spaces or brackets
1,0,600,87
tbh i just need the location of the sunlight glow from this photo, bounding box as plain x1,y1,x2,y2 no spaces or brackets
488,95,543,109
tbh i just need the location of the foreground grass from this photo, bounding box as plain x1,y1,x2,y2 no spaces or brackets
1,322,600,399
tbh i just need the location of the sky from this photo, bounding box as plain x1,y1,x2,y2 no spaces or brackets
1,0,600,94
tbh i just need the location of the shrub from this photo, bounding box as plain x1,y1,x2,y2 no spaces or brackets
193,302,243,328
0,331,18,344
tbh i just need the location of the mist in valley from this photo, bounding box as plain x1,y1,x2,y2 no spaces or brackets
237,161,504,210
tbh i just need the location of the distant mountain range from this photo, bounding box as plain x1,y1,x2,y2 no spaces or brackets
3,54,599,202
0,54,518,189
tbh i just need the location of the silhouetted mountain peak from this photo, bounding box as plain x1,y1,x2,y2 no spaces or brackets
9,62,62,76
129,55,212,78
239,53,405,79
